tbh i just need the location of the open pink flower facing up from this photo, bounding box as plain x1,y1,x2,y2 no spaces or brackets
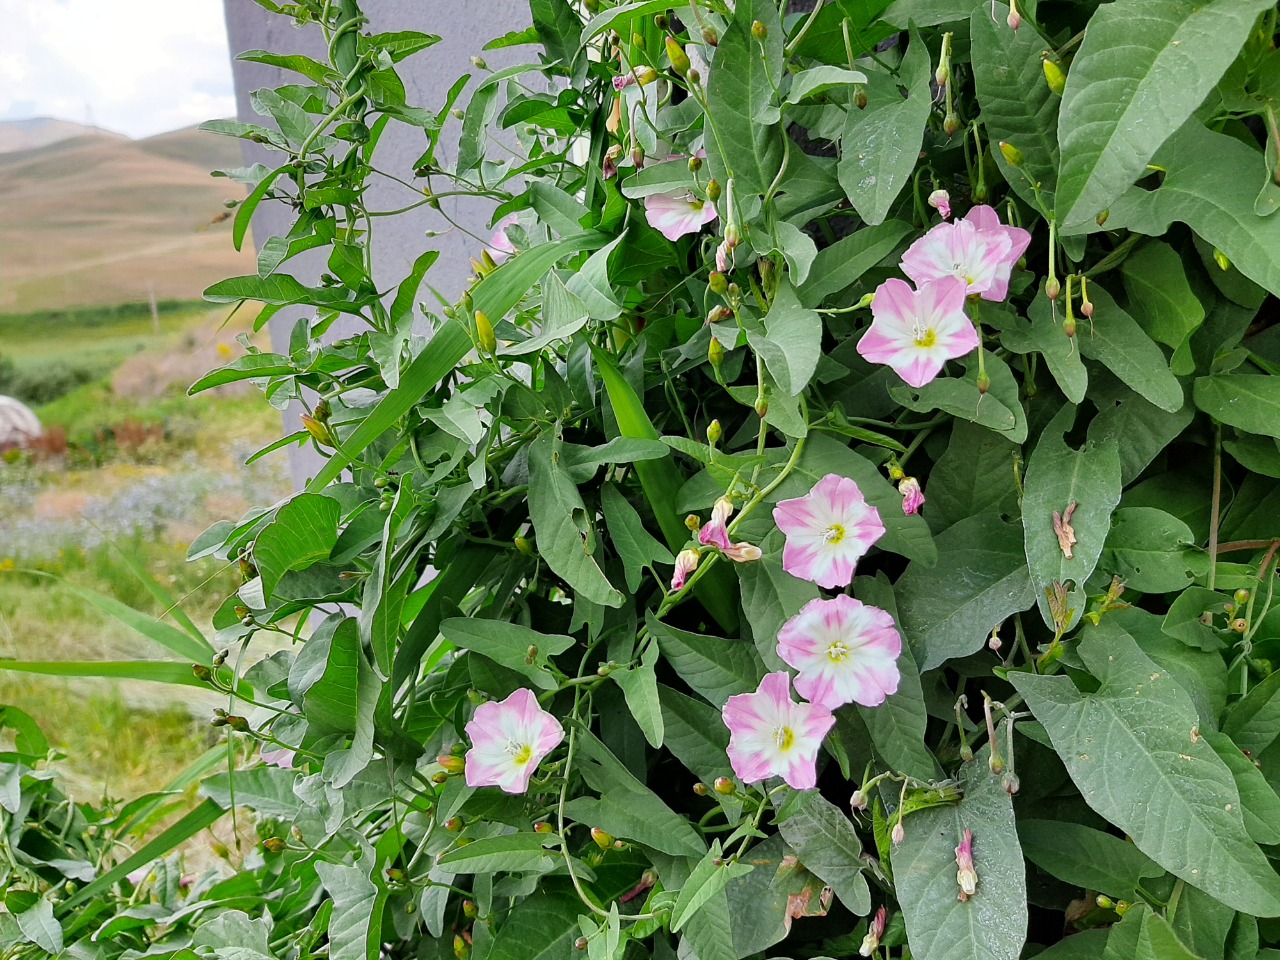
699,497,763,564
776,596,902,709
465,688,564,794
856,277,978,388
964,205,1032,302
773,474,885,589
644,191,718,241
900,217,1012,300
723,672,835,790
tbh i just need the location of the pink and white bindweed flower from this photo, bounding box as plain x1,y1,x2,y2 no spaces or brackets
773,474,885,589
964,205,1032,302
644,191,718,241
928,189,952,220
898,476,925,515
723,672,835,790
776,596,902,709
856,277,979,388
671,548,700,591
485,214,519,264
900,217,1013,299
699,497,763,564
955,828,978,901
464,688,564,794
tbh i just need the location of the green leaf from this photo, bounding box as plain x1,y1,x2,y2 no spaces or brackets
0,659,214,687
1223,670,1280,758
1021,405,1122,631
1091,376,1194,484
16,899,62,955
601,484,673,593
1099,507,1209,594
488,892,583,960
530,0,581,67
1107,123,1280,298
647,613,764,707
612,641,664,748
747,279,821,396
658,685,737,791
565,728,706,857
579,0,673,46
1121,241,1205,375
204,273,367,314
998,294,1087,403
837,29,932,224
1011,622,1280,916
859,641,935,781
316,853,384,960
1028,931,1110,960
971,2,1059,211
1076,282,1184,413
895,513,1036,671
232,163,289,252
1054,0,1273,231
671,841,755,933
188,353,296,394
890,350,1027,443
787,65,868,103
1195,375,1280,441
736,552,819,672
776,790,871,915
704,0,784,195
797,220,912,307
1103,904,1200,960
1161,587,1229,652
891,749,1027,960
290,617,362,733
1206,731,1280,846
1017,819,1163,901
253,493,340,596
364,30,441,62
527,430,624,608
440,618,575,691
200,766,299,819
924,421,1020,533
437,833,560,873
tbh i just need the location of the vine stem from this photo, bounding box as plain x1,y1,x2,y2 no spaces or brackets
1209,422,1222,591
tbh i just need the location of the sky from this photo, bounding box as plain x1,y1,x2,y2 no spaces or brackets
0,0,237,139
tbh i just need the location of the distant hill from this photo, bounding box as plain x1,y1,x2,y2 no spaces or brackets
0,123,257,313
0,117,128,154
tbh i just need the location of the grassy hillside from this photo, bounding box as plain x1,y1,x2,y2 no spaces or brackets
0,117,126,153
0,126,257,313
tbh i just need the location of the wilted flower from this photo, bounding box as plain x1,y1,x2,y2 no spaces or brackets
900,218,1013,300
776,596,902,709
722,672,835,790
773,474,885,589
898,476,925,515
955,828,978,900
643,192,718,241
671,548,700,591
859,906,888,957
855,277,978,388
716,237,734,273
928,189,952,219
699,497,762,564
464,688,564,794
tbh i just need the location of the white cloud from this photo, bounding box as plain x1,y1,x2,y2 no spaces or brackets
0,0,237,138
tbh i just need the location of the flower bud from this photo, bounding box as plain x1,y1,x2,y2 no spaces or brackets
631,144,645,169
1214,248,1231,272
591,827,615,850
891,820,905,845
935,63,949,87
702,25,719,47
1096,209,1110,227
693,782,709,796
474,311,496,353
1007,8,1022,29
955,828,977,900
707,420,723,444
943,111,961,137
713,776,736,795
1096,894,1114,910
534,822,554,834
462,900,479,919
708,271,729,295
432,771,449,783
855,88,868,110
1063,315,1077,339
300,414,336,447
1002,771,1020,795
1233,617,1249,633
976,372,991,395
688,155,703,173
687,67,701,85
262,836,286,853
755,398,768,419
575,937,588,951
666,37,691,77
654,13,669,29
671,549,700,591
438,754,465,775
708,336,725,368
928,188,952,219
454,935,470,959
514,535,534,557
998,141,1024,168
706,179,721,202
444,817,464,832
470,56,488,70
192,664,213,682
850,789,868,812
225,715,250,733
685,514,702,532
631,32,645,48
1045,276,1061,301
1043,59,1066,96
1235,588,1251,606
751,20,768,40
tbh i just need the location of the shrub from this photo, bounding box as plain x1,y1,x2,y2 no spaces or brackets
9,2,1280,959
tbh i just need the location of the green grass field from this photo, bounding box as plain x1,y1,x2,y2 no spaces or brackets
0,303,290,801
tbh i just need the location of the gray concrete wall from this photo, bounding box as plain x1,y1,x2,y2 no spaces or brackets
221,0,526,482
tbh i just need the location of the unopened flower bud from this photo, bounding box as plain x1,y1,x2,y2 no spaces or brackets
935,63,949,87
707,419,722,444
1007,7,1022,29
850,789,868,812
709,271,729,295
687,67,701,85
575,937,588,951
1096,894,1114,910
1214,248,1231,272
432,771,449,783
988,630,1002,652
998,141,1024,168
631,144,645,169
462,900,479,919
438,754,465,775
685,514,702,532
855,88,868,110
591,827,615,850
1115,900,1131,916
693,782,709,796
654,13,669,29
688,155,703,173
474,311,496,353
706,178,721,202
534,822,554,834
514,535,534,557
470,56,488,70
666,37,691,77
1043,59,1066,96
444,817,464,832
708,336,725,368
1096,209,1110,227
631,32,645,48
955,828,977,900
262,836,286,853
300,414,335,447
943,111,961,137
1235,588,1251,606
713,776,735,795
976,372,991,395
724,223,741,250
1063,315,1077,338
751,20,767,39
192,664,213,682
891,820,905,845
1045,276,1061,301
225,715,250,733
1080,298,1094,319
454,935,470,959
702,25,719,47
1233,617,1249,633
1002,771,1020,795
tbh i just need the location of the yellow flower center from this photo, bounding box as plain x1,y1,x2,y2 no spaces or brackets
914,328,937,348
827,640,850,663
775,726,795,751
824,524,845,545
512,743,533,765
